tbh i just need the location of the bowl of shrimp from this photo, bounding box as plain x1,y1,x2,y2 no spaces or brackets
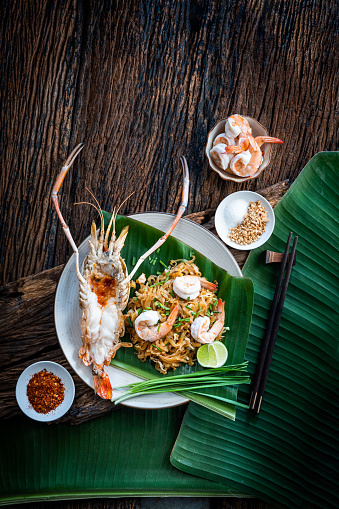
205,114,283,182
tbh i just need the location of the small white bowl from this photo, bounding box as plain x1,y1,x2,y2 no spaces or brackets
205,116,273,182
215,191,275,250
16,361,75,422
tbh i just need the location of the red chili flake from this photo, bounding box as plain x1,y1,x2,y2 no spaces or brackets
27,369,65,414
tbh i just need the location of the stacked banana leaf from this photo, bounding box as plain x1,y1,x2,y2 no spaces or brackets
1,153,338,507
104,211,254,420
170,152,339,508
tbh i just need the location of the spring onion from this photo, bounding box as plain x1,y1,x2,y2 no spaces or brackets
113,363,250,406
155,300,170,311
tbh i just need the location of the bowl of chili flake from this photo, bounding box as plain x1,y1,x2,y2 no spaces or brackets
16,361,75,422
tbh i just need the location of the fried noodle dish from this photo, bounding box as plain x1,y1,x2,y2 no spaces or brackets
126,258,226,374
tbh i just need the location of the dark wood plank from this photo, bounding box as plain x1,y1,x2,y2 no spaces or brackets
1,0,338,286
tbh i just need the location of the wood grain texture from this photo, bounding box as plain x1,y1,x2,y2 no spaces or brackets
1,0,338,286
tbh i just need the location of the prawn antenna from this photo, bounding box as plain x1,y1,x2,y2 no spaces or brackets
123,156,189,284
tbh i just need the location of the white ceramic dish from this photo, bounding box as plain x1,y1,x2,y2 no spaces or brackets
205,116,272,182
54,212,242,410
215,191,275,250
16,361,75,422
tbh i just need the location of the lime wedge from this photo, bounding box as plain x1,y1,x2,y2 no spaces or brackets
197,342,228,368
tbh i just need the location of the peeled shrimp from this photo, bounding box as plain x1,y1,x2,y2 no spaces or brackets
230,136,283,177
210,144,233,171
226,132,258,155
173,276,217,300
134,305,179,341
227,134,283,156
230,149,259,177
213,133,235,147
190,299,225,344
224,114,251,139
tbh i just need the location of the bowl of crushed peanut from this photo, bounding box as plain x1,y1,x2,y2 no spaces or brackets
215,191,275,250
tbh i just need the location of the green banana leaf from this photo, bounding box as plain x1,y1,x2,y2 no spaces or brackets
102,212,254,420
0,407,251,504
170,152,339,508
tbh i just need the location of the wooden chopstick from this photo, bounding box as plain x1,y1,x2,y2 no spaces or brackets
249,232,298,413
249,232,292,410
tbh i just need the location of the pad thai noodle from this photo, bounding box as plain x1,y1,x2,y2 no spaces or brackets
125,257,225,374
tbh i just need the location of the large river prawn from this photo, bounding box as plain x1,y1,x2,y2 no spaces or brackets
52,144,189,399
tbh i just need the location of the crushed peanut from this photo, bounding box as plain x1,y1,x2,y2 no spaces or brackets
228,200,268,245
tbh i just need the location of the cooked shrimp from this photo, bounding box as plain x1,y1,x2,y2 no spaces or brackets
229,136,283,177
227,134,283,155
224,114,251,139
173,276,217,300
226,133,258,155
134,305,179,341
229,149,255,177
213,133,235,147
191,299,225,344
210,144,233,171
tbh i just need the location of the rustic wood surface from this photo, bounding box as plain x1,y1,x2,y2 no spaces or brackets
1,0,338,288
1,0,337,507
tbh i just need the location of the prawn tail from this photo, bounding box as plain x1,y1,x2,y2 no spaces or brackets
217,299,225,321
254,136,283,148
93,368,113,400
167,304,180,326
200,278,218,292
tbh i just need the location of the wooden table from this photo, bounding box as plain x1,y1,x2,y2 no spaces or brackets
1,1,338,508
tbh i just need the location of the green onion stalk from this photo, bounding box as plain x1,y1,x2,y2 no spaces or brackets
112,362,250,408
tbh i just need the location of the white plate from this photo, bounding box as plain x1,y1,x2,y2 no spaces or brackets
215,191,275,250
54,213,242,410
16,361,75,422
